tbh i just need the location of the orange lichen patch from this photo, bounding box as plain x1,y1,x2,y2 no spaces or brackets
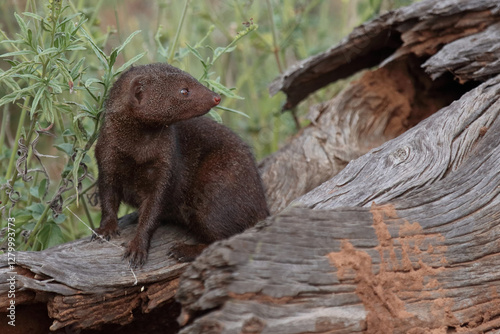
430,298,460,328
370,203,398,272
327,204,458,332
399,220,423,235
401,240,415,272
327,240,414,333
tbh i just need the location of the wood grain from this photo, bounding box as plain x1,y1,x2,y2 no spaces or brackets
1,0,500,332
269,0,500,110
178,74,500,333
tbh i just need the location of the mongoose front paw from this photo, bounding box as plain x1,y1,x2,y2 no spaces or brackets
91,226,120,242
123,239,149,268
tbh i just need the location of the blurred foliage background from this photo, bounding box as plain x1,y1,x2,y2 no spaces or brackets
0,0,420,250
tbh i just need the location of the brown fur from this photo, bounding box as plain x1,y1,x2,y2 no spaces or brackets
93,63,269,267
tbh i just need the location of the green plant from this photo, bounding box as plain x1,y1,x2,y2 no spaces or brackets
0,0,144,250
155,0,257,122
0,0,255,252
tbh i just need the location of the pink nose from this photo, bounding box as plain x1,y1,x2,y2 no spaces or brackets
214,96,221,105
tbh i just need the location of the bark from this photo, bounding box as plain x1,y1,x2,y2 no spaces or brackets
0,213,188,333
261,0,500,214
268,0,500,109
1,0,500,333
177,73,500,334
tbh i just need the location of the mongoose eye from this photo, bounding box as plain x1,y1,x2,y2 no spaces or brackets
180,88,189,96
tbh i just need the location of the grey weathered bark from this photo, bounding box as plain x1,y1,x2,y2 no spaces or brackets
1,0,500,333
0,213,189,333
177,71,500,334
261,0,500,214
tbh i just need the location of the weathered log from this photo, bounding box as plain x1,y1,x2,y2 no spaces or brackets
0,213,190,333
1,0,500,333
260,55,473,214
176,73,500,334
268,0,500,109
423,22,500,82
261,0,500,214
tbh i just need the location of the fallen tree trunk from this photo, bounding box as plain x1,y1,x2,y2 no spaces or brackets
261,0,500,214
0,213,190,333
1,0,500,333
176,72,500,334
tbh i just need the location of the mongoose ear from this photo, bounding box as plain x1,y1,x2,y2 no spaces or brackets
129,75,146,107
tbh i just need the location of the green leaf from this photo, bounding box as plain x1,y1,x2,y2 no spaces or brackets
39,221,65,248
62,128,75,136
54,58,74,84
186,43,204,62
29,178,47,199
207,109,222,123
71,16,87,37
14,13,28,35
81,29,108,69
215,105,250,118
29,185,40,199
0,62,31,81
38,178,48,199
115,52,146,75
37,47,59,56
115,30,142,55
206,79,244,99
52,213,66,224
26,203,44,220
0,49,36,57
12,209,33,224
72,149,85,206
22,12,44,21
74,111,97,122
0,82,43,107
12,73,41,81
109,49,118,67
31,86,46,115
213,45,236,59
54,143,74,156
66,45,86,51
48,81,63,94
57,12,82,28
40,95,54,121
27,29,33,47
70,57,86,80
0,38,25,45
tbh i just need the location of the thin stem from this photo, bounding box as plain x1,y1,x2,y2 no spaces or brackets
64,179,97,207
0,105,9,154
265,0,283,73
113,1,124,59
88,0,105,27
81,197,95,230
54,101,67,143
167,0,190,64
26,192,54,250
2,98,30,206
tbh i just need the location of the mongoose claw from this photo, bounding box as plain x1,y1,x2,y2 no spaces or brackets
123,240,148,268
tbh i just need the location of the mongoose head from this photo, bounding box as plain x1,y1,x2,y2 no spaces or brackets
106,63,221,126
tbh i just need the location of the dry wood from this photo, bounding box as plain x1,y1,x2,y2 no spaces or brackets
261,0,500,214
260,55,472,214
268,0,500,110
0,213,190,332
1,0,500,333
423,22,500,82
177,73,500,334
